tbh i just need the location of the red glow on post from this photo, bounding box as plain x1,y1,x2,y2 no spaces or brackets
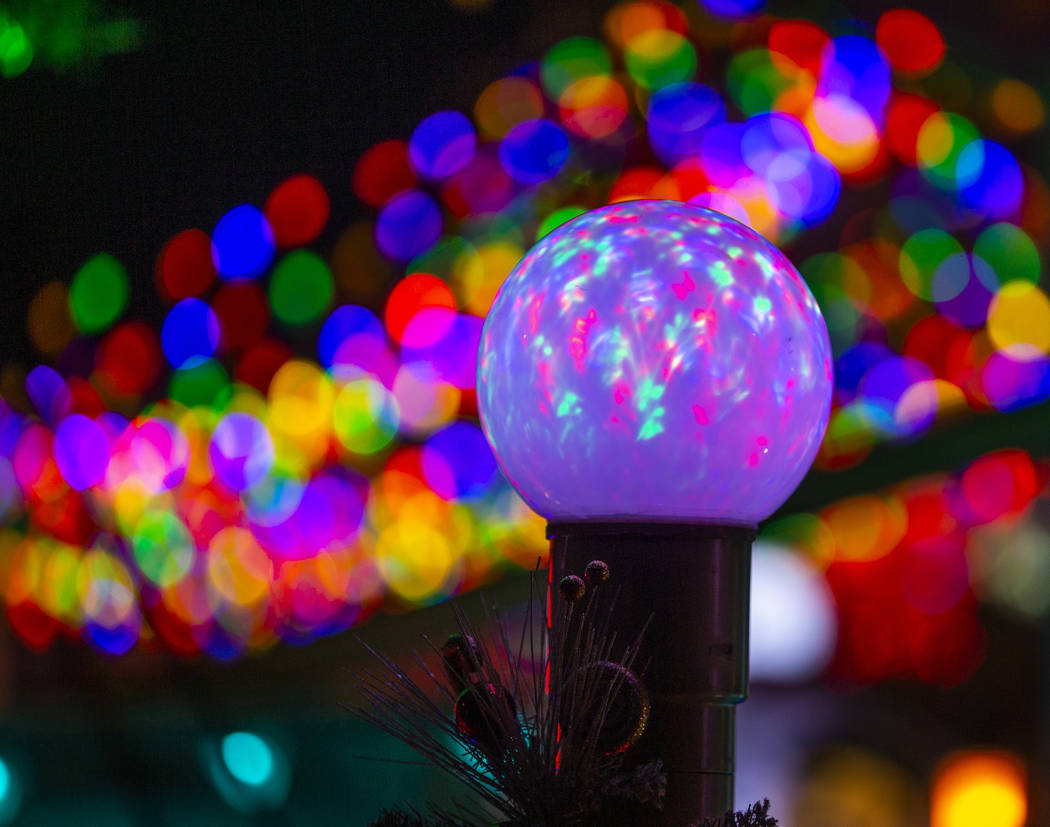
156,229,216,302
264,174,331,248
352,140,417,208
876,10,945,75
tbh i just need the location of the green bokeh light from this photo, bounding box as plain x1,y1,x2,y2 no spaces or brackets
537,205,587,239
169,359,229,408
269,250,334,326
899,228,964,301
726,49,794,117
916,112,979,191
625,30,696,91
799,252,863,352
0,19,32,77
69,253,129,334
540,37,611,99
132,511,195,588
973,222,1040,289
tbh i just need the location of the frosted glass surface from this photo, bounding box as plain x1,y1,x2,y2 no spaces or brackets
478,200,832,524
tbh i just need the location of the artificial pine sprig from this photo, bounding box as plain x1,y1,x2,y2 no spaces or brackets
348,561,654,826
693,798,778,827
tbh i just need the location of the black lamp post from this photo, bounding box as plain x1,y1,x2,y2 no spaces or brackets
549,523,753,824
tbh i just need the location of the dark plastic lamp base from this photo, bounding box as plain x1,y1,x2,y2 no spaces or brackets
548,521,756,827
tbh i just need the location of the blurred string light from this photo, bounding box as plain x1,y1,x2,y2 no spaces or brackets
764,447,1047,686
931,751,1027,827
749,541,836,683
0,755,22,826
202,731,291,814
0,1,1049,671
0,2,142,79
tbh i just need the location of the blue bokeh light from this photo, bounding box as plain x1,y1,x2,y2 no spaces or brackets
498,119,569,184
647,82,725,165
161,298,221,369
375,190,442,261
212,205,276,279
409,110,477,179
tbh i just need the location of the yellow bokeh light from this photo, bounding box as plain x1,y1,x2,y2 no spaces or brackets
40,540,82,623
990,79,1044,135
822,494,906,562
376,516,460,603
206,526,273,609
931,751,1026,827
452,240,522,316
987,281,1050,356
474,76,545,139
27,281,75,357
268,359,334,467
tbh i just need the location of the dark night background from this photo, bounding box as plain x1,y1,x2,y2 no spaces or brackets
4,0,1050,368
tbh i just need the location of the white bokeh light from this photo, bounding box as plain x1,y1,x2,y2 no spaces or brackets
749,541,837,683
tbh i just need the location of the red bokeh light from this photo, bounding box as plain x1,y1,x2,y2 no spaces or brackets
876,9,945,75
264,174,331,248
67,377,107,417
212,280,269,353
95,321,162,395
156,229,216,302
384,273,456,343
235,340,293,394
903,315,966,380
352,140,417,208
768,19,829,76
885,93,940,165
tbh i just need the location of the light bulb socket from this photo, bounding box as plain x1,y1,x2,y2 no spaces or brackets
548,521,756,827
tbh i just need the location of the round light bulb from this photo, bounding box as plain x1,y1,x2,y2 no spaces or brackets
478,200,832,525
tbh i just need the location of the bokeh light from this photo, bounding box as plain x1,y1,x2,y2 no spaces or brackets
212,205,276,279
69,253,128,334
931,751,1027,827
3,1,1049,677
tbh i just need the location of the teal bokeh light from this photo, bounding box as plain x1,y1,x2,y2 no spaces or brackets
221,731,274,786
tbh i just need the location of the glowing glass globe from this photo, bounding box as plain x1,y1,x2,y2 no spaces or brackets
478,200,832,525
